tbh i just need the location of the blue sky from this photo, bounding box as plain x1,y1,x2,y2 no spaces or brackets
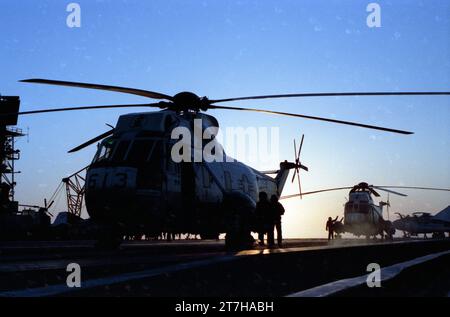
1,0,449,237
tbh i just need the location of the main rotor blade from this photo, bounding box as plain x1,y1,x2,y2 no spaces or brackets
374,186,450,192
20,79,173,101
1,103,163,116
371,186,407,197
68,129,114,153
280,186,354,200
210,91,450,104
209,104,413,134
297,171,302,199
369,187,381,197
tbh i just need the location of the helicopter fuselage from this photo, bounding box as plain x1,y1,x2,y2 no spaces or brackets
342,191,387,237
84,110,288,238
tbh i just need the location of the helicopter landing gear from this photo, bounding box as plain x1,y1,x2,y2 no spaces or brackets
224,214,254,250
224,208,254,250
222,192,256,250
432,232,445,239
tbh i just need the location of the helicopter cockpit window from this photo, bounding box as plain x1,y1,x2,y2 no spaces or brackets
127,140,154,164
137,141,163,189
359,203,369,214
111,140,131,162
148,142,162,167
94,138,116,162
344,202,354,213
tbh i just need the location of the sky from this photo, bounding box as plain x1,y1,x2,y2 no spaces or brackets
0,0,449,238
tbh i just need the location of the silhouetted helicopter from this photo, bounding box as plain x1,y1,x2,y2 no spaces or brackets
10,79,450,247
282,183,450,239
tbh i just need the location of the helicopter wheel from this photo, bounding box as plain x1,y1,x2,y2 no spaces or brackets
432,232,445,239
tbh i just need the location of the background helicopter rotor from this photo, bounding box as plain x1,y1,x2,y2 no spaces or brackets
371,186,407,197
280,183,450,200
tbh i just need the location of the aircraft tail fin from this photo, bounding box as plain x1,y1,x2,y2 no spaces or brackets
275,161,297,195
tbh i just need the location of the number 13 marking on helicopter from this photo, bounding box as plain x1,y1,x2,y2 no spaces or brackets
87,167,137,189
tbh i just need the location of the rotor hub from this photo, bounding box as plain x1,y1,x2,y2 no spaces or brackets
172,91,209,112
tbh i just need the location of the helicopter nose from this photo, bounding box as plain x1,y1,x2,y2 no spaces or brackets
85,187,163,223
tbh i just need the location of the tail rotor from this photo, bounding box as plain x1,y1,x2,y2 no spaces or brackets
291,134,308,199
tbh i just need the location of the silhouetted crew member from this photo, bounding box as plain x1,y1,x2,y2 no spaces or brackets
326,216,339,240
269,195,285,247
255,191,271,246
